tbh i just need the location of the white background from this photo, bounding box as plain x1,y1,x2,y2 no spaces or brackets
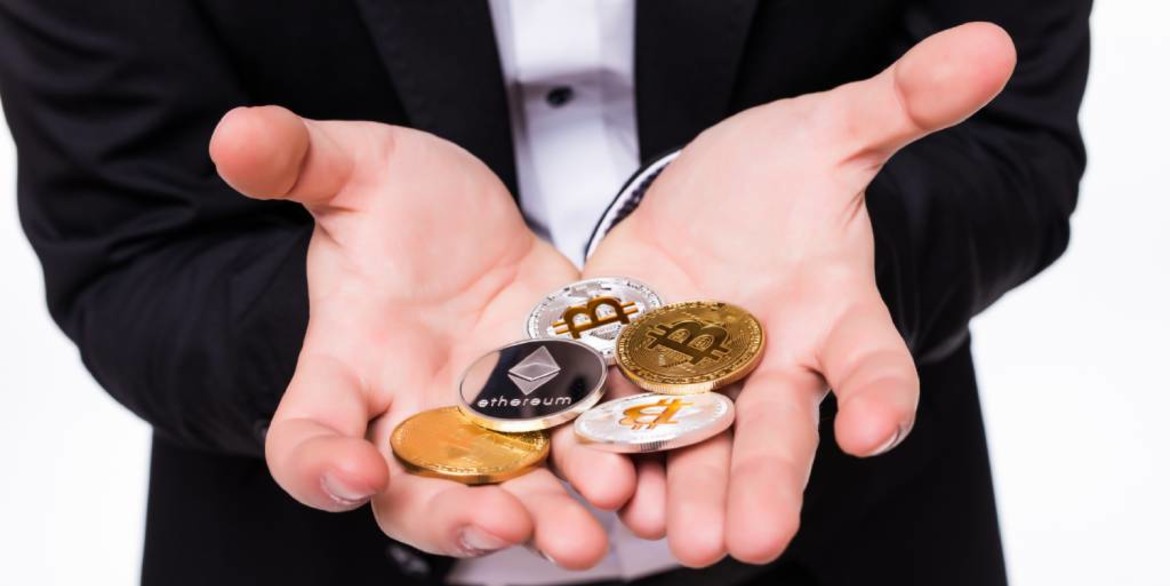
1,5,1167,585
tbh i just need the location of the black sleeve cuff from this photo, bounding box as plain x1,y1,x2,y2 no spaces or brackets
584,149,681,260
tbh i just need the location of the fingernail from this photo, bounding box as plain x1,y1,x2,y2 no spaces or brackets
524,541,559,566
458,527,510,557
321,473,370,506
872,422,911,456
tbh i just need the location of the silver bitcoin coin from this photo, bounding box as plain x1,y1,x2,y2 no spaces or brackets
574,392,735,453
526,277,663,364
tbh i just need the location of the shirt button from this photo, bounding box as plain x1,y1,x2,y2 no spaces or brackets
386,544,431,579
545,85,574,107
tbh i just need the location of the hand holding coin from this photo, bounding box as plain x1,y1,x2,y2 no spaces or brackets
210,108,632,566
581,23,1014,566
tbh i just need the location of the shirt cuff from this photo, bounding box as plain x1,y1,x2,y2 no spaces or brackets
583,149,681,260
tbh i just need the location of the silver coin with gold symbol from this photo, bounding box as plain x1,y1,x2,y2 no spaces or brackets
526,277,664,365
574,392,735,453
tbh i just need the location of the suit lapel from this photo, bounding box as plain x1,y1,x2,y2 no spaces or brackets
352,0,518,195
635,0,759,161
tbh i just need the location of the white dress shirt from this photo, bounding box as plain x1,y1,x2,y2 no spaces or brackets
490,0,639,266
446,1,681,584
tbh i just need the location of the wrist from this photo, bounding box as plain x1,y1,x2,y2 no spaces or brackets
584,149,681,260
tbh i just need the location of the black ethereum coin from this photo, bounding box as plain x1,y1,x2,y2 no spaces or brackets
457,339,608,432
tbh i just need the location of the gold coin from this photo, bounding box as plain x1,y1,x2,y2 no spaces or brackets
616,300,765,394
390,407,549,485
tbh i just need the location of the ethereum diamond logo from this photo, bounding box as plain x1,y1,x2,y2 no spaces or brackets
508,346,561,395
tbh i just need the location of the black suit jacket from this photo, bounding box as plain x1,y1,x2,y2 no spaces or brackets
0,1,1090,584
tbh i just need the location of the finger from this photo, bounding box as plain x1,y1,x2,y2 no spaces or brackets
825,22,1016,163
502,469,609,570
551,367,672,513
549,425,636,511
209,105,355,206
725,367,823,564
573,369,668,537
373,475,533,558
548,366,641,510
618,456,667,540
818,295,919,457
666,430,732,567
265,353,389,512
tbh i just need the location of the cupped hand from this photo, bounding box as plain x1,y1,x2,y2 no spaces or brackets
583,23,1016,566
209,107,635,566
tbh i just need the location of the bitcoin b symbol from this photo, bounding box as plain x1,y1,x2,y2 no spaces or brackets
619,398,693,431
552,296,639,339
645,319,732,364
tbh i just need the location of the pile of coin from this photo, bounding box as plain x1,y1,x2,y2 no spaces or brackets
391,277,765,484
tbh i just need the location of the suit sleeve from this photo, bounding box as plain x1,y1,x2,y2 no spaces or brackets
0,0,310,456
867,0,1092,363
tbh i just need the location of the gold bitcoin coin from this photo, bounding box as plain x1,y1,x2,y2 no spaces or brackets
390,407,549,485
616,300,765,394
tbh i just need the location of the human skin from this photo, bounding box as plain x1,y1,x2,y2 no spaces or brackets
209,21,1014,569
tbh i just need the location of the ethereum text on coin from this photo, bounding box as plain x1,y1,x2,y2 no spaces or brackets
458,339,607,432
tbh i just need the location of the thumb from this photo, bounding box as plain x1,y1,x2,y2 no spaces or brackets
823,21,1017,164
209,105,355,208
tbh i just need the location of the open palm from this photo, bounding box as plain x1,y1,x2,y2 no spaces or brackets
210,108,632,566
583,23,1016,566
207,21,1015,572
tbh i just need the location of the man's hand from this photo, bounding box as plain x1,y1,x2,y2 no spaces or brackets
209,108,634,566
583,23,1017,566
